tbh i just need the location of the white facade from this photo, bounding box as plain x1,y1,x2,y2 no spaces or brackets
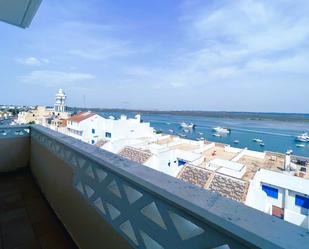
143,147,201,177
246,169,309,229
67,113,102,144
67,113,155,146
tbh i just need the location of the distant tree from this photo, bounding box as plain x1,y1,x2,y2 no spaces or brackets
8,109,19,116
28,121,35,125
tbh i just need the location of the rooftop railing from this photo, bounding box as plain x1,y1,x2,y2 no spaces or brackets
1,125,309,249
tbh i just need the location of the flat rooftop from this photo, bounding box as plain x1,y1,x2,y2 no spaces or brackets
237,152,309,181
0,168,77,249
200,145,239,165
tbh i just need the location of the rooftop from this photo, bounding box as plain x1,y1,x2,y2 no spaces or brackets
178,165,248,203
118,146,153,164
68,112,96,123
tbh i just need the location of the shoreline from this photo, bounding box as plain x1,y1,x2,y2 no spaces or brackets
68,107,309,123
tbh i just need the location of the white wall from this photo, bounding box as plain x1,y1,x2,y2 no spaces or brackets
144,149,185,177
285,209,309,230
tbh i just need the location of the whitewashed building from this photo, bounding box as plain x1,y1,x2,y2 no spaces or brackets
67,113,155,146
67,112,102,144
246,168,309,229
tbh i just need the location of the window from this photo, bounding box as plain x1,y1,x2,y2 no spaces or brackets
295,195,309,209
91,140,95,145
178,159,187,166
92,128,95,134
262,185,278,199
105,132,112,138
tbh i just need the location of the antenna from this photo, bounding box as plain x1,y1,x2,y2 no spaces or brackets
83,95,86,109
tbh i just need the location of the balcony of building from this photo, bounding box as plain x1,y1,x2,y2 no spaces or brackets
0,125,308,249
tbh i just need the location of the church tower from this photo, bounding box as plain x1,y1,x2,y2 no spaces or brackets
54,88,66,112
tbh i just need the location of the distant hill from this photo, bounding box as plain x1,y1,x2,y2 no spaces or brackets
67,107,309,123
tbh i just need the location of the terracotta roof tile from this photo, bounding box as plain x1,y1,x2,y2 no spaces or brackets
68,112,96,123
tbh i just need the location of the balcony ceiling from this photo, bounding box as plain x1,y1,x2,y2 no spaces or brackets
0,0,42,28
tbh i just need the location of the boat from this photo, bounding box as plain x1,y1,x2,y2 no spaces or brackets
212,133,221,137
212,127,231,134
253,138,263,143
259,143,265,147
198,132,203,135
296,144,305,148
234,140,239,144
168,129,174,133
295,133,309,142
199,137,205,140
180,122,196,129
179,134,186,138
183,129,190,133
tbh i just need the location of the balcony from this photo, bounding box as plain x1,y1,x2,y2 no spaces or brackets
0,125,308,249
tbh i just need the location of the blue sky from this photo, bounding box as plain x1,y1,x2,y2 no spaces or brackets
1,0,309,113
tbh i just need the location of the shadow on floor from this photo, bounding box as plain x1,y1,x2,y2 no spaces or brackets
0,167,78,249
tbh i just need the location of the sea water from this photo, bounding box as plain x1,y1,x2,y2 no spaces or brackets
100,112,309,158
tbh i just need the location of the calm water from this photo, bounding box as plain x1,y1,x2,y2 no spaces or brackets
99,112,309,158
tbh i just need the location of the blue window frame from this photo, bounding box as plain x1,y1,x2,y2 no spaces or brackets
92,129,95,134
262,185,278,199
91,140,95,145
178,159,187,166
295,195,309,209
105,132,112,138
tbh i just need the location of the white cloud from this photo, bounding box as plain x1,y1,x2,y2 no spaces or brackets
68,39,130,60
20,70,95,86
16,57,45,66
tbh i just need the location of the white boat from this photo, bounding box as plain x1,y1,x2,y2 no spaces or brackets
179,134,186,138
296,144,305,148
295,133,309,142
168,129,174,133
180,122,196,129
212,126,231,134
198,132,203,135
183,129,190,133
234,140,239,144
212,133,221,137
260,143,265,147
199,137,205,140
253,138,263,143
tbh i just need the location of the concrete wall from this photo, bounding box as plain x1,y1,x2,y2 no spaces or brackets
30,139,131,249
0,136,29,172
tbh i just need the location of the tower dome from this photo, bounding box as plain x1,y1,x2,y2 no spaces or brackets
54,88,66,112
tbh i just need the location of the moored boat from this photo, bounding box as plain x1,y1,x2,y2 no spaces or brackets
296,144,305,148
180,122,196,129
212,126,231,134
295,133,309,142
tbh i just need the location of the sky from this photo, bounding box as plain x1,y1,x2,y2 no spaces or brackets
0,0,309,113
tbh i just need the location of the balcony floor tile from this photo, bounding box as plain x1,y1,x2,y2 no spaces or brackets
0,168,77,249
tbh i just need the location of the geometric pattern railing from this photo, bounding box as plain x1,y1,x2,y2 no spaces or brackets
0,126,30,138
32,129,249,249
